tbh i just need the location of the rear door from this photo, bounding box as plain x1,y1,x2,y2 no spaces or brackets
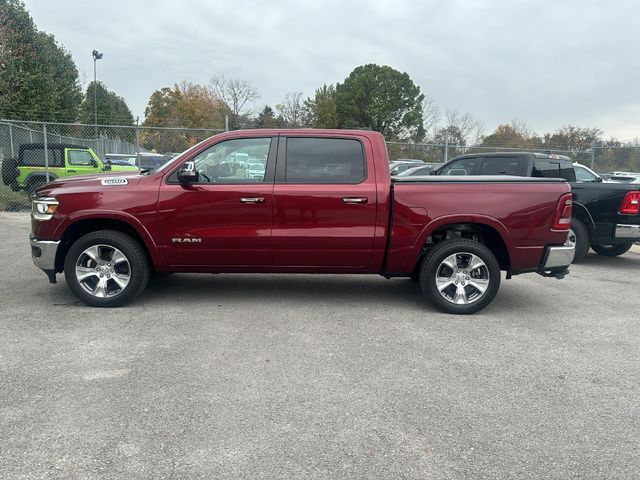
158,136,277,268
272,135,378,269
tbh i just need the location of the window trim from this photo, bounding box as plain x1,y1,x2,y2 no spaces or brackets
165,136,278,185
275,135,368,185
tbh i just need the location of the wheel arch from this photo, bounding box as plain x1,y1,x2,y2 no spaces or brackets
571,201,595,233
54,214,164,273
408,216,512,274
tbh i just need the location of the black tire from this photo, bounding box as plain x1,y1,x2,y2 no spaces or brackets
1,157,18,186
419,239,501,315
64,230,149,307
591,243,633,257
570,218,590,263
25,178,47,196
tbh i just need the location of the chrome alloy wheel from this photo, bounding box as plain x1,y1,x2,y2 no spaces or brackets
435,252,490,305
74,244,131,298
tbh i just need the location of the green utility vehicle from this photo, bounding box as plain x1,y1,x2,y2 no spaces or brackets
2,143,138,194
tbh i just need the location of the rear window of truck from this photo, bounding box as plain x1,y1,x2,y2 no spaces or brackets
532,159,576,182
285,138,365,183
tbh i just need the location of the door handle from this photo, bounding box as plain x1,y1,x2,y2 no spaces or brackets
67,170,76,173
240,197,265,204
342,197,368,204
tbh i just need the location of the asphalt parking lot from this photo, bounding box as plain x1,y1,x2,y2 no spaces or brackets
1,212,639,479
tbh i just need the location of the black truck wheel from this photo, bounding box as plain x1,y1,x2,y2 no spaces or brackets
419,239,501,315
591,243,633,257
64,230,149,307
570,218,590,263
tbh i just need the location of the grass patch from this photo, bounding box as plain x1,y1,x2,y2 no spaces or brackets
0,189,31,211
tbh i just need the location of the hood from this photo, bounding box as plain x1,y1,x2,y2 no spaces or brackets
34,171,145,196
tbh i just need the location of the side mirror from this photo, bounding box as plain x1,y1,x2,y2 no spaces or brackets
177,161,199,183
596,176,603,183
103,161,112,172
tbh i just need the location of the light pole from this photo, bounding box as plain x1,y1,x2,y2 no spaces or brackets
92,49,103,136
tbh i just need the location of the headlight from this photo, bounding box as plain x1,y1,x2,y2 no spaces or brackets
32,197,58,220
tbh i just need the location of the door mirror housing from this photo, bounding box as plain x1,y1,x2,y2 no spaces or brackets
102,161,112,172
596,176,603,183
177,161,199,183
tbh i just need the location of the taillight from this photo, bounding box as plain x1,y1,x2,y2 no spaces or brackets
619,191,640,215
552,193,573,230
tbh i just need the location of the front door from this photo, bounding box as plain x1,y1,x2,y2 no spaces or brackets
65,148,100,176
158,136,277,268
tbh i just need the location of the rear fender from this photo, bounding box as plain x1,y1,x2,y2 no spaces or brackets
405,214,513,272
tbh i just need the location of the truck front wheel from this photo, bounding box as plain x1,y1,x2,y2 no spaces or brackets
419,239,501,314
64,230,149,307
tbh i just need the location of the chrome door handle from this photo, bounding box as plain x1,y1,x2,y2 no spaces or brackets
240,197,265,204
342,197,368,204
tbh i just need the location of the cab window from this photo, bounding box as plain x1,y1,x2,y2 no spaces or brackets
440,157,477,176
67,150,95,166
187,137,271,184
478,156,523,176
284,137,365,184
575,165,598,183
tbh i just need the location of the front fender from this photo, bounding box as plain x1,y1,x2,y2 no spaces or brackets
54,209,166,271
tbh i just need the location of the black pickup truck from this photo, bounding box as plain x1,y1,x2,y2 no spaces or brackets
433,152,640,261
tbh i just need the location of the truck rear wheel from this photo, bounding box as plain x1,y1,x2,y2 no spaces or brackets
419,239,501,315
64,230,149,307
591,243,633,257
570,218,590,262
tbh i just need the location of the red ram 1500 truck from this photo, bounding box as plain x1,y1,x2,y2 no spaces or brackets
29,130,574,314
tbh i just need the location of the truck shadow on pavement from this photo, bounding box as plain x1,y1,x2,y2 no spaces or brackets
140,274,434,311
576,251,640,271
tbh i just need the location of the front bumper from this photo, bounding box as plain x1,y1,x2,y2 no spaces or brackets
30,235,59,281
615,224,640,240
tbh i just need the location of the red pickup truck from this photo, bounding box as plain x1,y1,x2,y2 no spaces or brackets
29,129,574,314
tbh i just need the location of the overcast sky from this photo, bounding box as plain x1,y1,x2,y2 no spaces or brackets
25,0,640,140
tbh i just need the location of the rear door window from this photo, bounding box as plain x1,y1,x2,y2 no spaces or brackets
284,137,365,183
440,157,477,176
21,148,62,167
478,156,523,176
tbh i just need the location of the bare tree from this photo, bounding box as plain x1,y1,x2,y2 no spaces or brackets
445,109,485,145
276,92,305,127
422,95,441,139
210,74,259,127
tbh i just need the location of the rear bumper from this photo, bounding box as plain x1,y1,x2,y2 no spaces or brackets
30,235,59,277
615,224,640,240
542,244,575,269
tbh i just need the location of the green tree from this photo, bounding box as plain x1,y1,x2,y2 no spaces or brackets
335,64,424,140
0,0,82,121
255,105,283,128
80,81,134,126
142,82,226,152
303,84,337,128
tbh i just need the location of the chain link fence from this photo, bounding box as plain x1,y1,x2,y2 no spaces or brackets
1,119,639,211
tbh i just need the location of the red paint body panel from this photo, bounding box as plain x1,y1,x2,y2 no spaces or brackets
32,129,570,277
